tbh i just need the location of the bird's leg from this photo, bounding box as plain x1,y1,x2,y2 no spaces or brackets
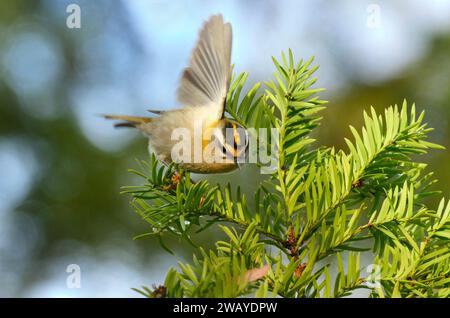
162,168,195,191
162,171,181,191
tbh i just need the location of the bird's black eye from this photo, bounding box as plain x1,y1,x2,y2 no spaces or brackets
222,144,228,155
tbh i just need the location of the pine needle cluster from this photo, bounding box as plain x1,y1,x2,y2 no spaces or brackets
124,50,449,298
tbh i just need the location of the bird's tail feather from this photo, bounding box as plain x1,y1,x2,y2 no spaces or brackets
103,114,152,128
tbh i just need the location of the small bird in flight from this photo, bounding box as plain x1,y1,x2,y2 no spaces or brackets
105,14,247,173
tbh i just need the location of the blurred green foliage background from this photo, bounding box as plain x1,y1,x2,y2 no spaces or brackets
0,0,449,297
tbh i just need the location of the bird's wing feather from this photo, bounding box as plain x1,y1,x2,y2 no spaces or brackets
177,14,232,119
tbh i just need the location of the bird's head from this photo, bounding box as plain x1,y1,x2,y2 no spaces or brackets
218,118,249,165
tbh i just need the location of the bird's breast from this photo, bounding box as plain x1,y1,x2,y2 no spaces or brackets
144,106,233,173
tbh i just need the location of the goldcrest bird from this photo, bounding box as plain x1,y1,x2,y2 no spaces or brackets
104,14,247,174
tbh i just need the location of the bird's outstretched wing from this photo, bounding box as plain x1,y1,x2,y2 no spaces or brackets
177,14,232,119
